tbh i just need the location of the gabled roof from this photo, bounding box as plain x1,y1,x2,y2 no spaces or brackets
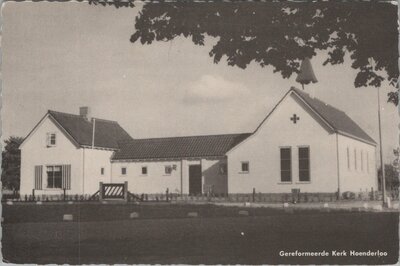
290,88,376,145
253,87,375,145
112,133,251,160
47,110,132,149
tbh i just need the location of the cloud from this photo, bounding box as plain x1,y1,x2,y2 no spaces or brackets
183,74,249,103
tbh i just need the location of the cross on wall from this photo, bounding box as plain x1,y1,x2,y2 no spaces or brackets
290,114,300,124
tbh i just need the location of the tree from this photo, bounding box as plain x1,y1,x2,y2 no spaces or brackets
91,0,398,104
378,164,399,198
1,136,24,190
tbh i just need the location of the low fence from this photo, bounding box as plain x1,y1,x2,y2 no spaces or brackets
2,189,396,204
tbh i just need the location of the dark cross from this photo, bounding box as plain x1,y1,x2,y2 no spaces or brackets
290,114,300,124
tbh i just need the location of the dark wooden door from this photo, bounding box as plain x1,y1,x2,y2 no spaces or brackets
189,165,202,195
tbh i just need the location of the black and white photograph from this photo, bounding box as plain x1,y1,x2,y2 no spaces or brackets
1,0,399,264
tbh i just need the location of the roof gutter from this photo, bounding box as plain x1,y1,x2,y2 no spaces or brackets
111,155,226,163
336,130,377,146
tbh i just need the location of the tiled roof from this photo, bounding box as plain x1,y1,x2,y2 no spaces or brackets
112,133,251,160
48,110,132,149
291,87,376,144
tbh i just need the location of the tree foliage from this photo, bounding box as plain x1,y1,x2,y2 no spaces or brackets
91,0,399,104
1,136,24,190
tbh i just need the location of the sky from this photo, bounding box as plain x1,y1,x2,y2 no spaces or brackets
1,2,398,162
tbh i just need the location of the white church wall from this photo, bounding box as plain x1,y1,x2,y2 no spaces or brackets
337,134,377,193
111,160,182,194
110,158,227,195
19,116,83,196
227,93,339,194
202,158,228,195
82,148,114,195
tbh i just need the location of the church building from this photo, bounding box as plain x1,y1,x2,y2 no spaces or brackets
19,87,377,197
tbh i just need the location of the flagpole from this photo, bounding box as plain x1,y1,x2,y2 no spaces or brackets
377,87,386,205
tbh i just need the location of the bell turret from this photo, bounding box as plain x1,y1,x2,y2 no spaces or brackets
296,57,318,90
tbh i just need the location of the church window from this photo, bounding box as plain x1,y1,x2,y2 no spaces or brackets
100,167,105,175
347,147,350,170
298,147,310,182
241,162,249,173
367,152,369,173
354,148,357,170
361,150,364,171
280,147,292,182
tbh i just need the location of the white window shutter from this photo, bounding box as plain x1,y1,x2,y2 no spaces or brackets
34,165,43,190
46,133,50,146
62,165,71,190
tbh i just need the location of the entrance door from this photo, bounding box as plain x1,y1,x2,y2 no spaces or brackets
189,165,202,195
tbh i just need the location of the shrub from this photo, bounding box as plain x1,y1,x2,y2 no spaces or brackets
342,191,356,200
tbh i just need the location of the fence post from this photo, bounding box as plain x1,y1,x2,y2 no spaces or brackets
63,188,66,201
166,188,169,202
124,181,128,202
252,188,256,202
99,182,103,201
32,189,35,201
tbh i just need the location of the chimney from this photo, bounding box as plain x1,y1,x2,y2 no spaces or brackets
79,106,90,120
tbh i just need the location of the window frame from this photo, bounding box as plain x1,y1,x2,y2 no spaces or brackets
46,165,63,189
240,161,249,173
280,147,292,183
361,150,364,172
141,166,148,176
298,146,311,183
347,147,351,170
47,132,57,147
354,148,357,171
164,165,172,175
121,167,127,176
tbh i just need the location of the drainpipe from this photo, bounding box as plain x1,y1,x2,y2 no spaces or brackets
335,133,341,199
82,148,85,195
180,159,183,196
91,118,96,149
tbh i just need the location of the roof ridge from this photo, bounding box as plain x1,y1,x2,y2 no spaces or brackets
48,110,118,123
92,117,118,123
118,132,252,143
290,87,347,114
290,87,375,145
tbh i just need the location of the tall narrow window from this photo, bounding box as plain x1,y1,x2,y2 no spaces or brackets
280,148,292,182
347,147,350,170
361,150,364,171
354,148,357,170
367,152,369,173
298,147,310,182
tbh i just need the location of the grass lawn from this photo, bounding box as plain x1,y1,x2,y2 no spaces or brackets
2,203,399,264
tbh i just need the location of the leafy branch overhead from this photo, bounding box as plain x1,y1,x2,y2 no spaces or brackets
91,1,399,105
